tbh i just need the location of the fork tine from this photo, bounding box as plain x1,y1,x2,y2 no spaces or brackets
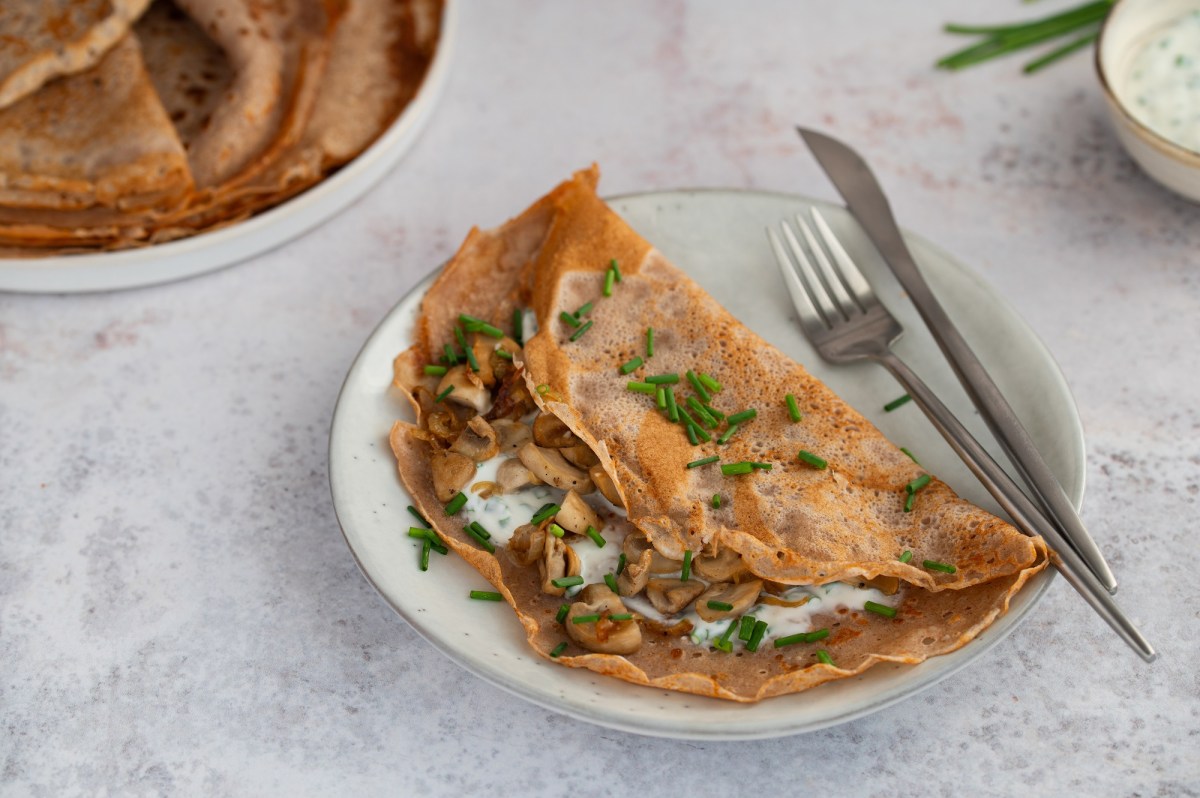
767,227,828,339
780,219,840,325
811,208,876,312
795,213,857,319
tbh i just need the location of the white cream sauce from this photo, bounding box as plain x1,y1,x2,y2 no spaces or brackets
1125,10,1200,153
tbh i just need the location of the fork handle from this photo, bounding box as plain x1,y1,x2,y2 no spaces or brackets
878,352,1157,663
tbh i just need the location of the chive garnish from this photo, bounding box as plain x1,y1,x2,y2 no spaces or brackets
616,552,627,575
627,381,656,395
443,343,458,365
686,455,720,469
646,373,679,384
884,393,913,412
466,524,495,553
462,344,480,373
681,550,693,581
904,492,916,513
721,462,754,476
665,387,679,422
550,642,568,658
698,372,722,393
750,462,772,471
684,423,700,446
604,572,619,593
619,356,643,375
774,628,830,647
409,526,447,554
575,301,594,317
495,348,513,361
444,491,467,515
467,521,491,540
656,387,667,409
610,258,622,282
726,409,758,426
738,616,757,642
407,528,428,539
686,370,711,403
608,613,633,621
424,364,448,376
536,384,550,395
711,494,721,509
453,325,474,366
681,413,711,442
570,320,594,341
686,397,717,428
899,550,914,564
572,614,601,625
551,575,584,588
718,617,740,647
548,523,565,538
530,503,560,525
646,327,654,358
559,311,581,328
716,424,739,445
816,650,834,666
512,307,524,346
434,385,454,403
785,393,802,422
707,600,735,612
864,601,897,618
469,590,502,601
407,505,431,527
900,447,920,464
924,560,957,574
603,268,615,297
746,620,769,652
703,404,725,423
419,538,431,571
796,450,827,469
556,604,570,623
585,526,606,547
906,474,932,494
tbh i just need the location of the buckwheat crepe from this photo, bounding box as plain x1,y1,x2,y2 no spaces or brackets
388,168,1049,702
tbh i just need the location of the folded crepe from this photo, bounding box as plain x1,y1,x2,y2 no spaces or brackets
388,168,1049,702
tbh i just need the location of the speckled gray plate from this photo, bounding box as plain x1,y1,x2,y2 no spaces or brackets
328,189,1084,740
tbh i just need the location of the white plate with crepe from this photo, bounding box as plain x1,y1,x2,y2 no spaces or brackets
0,0,457,295
328,188,1084,739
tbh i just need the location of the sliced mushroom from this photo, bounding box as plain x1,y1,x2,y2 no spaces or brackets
645,578,707,616
425,407,466,444
560,443,600,469
485,365,536,421
538,534,581,596
506,523,545,566
470,335,497,387
517,442,594,493
490,418,532,453
555,490,603,535
449,416,500,462
436,365,490,414
495,458,541,493
430,449,474,502
564,584,642,655
616,549,653,597
622,531,682,574
694,579,764,622
861,575,900,596
532,412,581,448
589,463,623,508
694,547,749,582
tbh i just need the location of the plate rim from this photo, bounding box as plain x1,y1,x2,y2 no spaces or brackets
329,187,1084,740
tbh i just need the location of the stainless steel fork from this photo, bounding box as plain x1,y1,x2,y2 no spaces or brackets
767,209,1156,662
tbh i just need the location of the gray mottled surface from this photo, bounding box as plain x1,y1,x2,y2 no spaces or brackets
2,1,1198,795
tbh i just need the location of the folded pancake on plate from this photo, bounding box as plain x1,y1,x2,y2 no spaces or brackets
388,168,1049,702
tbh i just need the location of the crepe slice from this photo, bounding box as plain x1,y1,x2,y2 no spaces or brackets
0,34,191,214
387,167,1049,701
0,0,153,110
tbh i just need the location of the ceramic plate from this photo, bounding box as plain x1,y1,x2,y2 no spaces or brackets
0,0,458,295
329,189,1084,740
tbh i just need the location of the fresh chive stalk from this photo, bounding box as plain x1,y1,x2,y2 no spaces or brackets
937,0,1111,73
711,494,721,509
443,343,458,365
466,524,495,553
407,506,431,527
604,572,619,593
899,550,914,564
547,523,565,538
906,474,932,494
467,521,491,540
904,492,916,513
575,301,594,317
864,601,897,619
816,650,835,666
738,616,757,642
616,552,627,575
608,613,633,621
603,268,615,297
707,601,734,612
419,538,431,571
434,385,454,403
665,387,679,422
681,550,693,581
610,258,622,282
900,447,920,464
884,394,913,412
721,462,754,476
684,423,700,446
550,642,568,658
686,455,720,469
786,393,802,422
444,492,467,515
559,311,581,328
619,356,644,375
924,560,958,574
686,370,711,403
646,373,679,384
646,327,654,357
703,403,725,422
570,320,594,341
556,604,570,623
698,372,722,393
469,590,503,601
585,526,606,548
530,503,560,525
746,620,769,652
627,381,656,395
512,308,524,346
686,397,718,429
774,628,831,647
551,575,584,589
572,614,601,625
726,409,758,426
495,349,513,361
750,462,772,471
656,387,667,409
796,450,827,470
717,424,739,445
424,365,448,376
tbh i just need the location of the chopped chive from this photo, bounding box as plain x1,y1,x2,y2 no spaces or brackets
711,494,721,509
645,373,679,384
686,370,711,403
443,343,458,365
551,575,584,589
816,650,835,666
444,491,467,515
512,307,524,346
681,550,693,581
453,325,476,371
774,628,830,647
429,539,448,556
603,268,615,297
434,385,454,403
698,372,722,393
656,387,667,409
746,620,769,652
686,455,720,469
707,600,735,612
608,613,633,621
719,617,740,646
923,560,957,574
469,590,503,601
423,364,448,376
904,492,916,513
462,345,480,373
627,381,656,395
619,356,644,375
550,642,568,658
796,450,827,469
460,314,503,338
458,313,483,328
884,393,913,412
738,616,757,642
616,552,627,575
495,348,513,361
466,525,495,553
569,320,594,341
477,322,504,338
680,413,711,442
906,474,932,494
703,404,725,423
409,526,447,554
727,409,758,426
575,301,594,317
407,527,430,540
721,462,754,476
610,258,622,282
407,505,431,527
665,387,679,422
585,526,606,547
785,393,802,422
750,462,772,471
467,521,491,540
900,447,920,465
556,604,570,623
684,423,700,446
646,327,654,358
899,550,914,564
547,523,565,538
604,572,619,593
864,601,897,618
717,424,739,445
572,614,601,625
559,311,581,328
536,383,550,395
419,538,431,571
686,397,718,428
530,503,560,525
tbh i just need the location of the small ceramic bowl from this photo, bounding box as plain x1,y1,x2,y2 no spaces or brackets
1096,0,1200,202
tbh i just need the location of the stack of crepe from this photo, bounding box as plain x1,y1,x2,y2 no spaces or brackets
0,0,443,256
389,168,1049,702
